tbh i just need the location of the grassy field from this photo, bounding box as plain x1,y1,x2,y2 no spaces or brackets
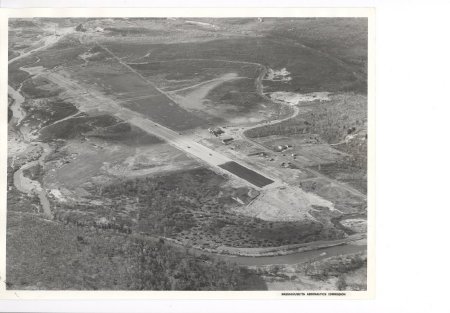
84,122,164,146
36,45,218,131
316,162,367,194
21,78,62,99
40,114,163,146
104,36,360,94
262,18,368,78
40,115,116,141
123,95,209,131
204,77,272,117
129,59,259,90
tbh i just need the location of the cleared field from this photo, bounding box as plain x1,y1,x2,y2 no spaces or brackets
169,73,272,127
234,184,334,222
71,62,161,98
42,46,218,131
314,162,367,194
128,59,259,91
255,139,347,167
219,161,274,188
263,18,368,79
103,36,360,93
201,76,274,124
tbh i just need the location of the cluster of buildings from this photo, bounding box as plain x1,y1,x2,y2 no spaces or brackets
208,127,234,145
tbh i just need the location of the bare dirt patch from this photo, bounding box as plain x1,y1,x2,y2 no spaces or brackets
170,73,241,112
269,91,330,104
232,185,334,222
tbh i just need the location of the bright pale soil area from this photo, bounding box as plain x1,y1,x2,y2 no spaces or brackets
231,185,335,222
171,73,270,126
170,72,241,111
269,91,331,105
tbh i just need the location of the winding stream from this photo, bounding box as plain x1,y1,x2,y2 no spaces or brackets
9,83,53,220
13,142,53,219
8,84,26,127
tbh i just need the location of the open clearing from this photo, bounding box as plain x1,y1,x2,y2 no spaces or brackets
170,72,244,112
7,17,368,291
232,185,335,222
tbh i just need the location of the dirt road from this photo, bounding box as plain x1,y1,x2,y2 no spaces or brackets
168,73,241,93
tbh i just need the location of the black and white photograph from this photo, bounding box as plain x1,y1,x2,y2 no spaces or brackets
4,13,371,293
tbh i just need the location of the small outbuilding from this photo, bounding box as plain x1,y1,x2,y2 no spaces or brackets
221,137,234,144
